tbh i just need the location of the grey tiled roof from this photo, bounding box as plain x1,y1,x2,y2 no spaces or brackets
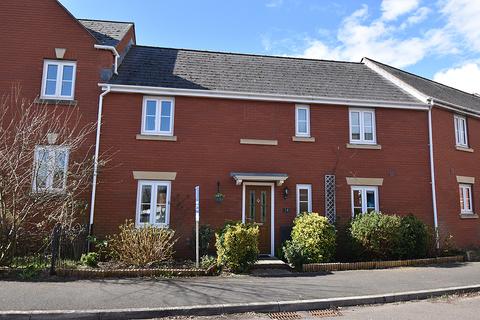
79,19,133,46
108,46,421,104
368,59,480,112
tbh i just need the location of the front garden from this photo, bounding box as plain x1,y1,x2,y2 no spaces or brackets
0,211,469,280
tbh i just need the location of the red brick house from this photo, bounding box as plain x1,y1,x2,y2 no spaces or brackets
1,0,479,257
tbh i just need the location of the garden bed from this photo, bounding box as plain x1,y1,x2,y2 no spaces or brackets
303,255,465,272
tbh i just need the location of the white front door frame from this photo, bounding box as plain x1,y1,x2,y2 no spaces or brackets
242,181,275,256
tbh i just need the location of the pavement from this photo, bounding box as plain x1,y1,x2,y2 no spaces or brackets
0,262,479,319
154,293,480,320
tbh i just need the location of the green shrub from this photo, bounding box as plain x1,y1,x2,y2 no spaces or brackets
190,225,215,256
283,213,336,269
395,215,429,259
80,252,99,268
350,212,401,260
200,255,217,269
108,220,177,267
215,222,259,273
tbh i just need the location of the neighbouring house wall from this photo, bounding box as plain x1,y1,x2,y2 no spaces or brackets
432,106,480,248
94,93,434,256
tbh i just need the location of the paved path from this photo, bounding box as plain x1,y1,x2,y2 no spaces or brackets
1,262,479,312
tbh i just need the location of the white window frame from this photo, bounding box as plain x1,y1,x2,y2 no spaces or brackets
135,180,171,227
459,184,473,214
454,115,468,147
349,108,377,144
351,186,379,217
295,104,310,137
296,184,312,215
40,60,77,100
141,96,175,136
32,145,69,193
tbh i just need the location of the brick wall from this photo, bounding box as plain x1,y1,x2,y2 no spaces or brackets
94,93,434,256
432,106,480,248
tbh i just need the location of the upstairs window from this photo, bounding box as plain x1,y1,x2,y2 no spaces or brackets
41,60,76,100
295,105,310,137
454,115,468,147
32,146,69,193
351,186,378,217
459,184,473,214
136,181,171,227
296,184,312,214
349,108,376,144
142,97,175,136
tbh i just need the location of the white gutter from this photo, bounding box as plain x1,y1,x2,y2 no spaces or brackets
89,86,111,233
94,45,120,75
98,83,429,110
427,99,439,249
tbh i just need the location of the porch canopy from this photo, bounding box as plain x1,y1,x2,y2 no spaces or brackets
230,172,288,186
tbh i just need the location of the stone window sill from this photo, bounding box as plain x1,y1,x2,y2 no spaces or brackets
292,136,316,143
34,98,77,106
346,143,382,150
456,146,474,153
460,213,478,219
136,134,177,141
240,139,278,146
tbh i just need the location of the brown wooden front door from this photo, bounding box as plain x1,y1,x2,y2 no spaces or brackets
245,185,271,254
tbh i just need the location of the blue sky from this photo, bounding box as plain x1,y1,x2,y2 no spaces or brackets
60,0,480,93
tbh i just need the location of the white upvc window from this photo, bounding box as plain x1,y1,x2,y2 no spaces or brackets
296,184,312,215
454,115,468,147
295,105,310,137
136,180,171,227
349,108,376,144
32,146,69,193
141,97,175,136
351,186,379,217
41,60,76,100
459,184,473,214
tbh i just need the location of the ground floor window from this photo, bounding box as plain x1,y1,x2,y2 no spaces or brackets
459,184,473,214
351,186,378,217
296,184,312,214
136,180,171,226
32,146,69,192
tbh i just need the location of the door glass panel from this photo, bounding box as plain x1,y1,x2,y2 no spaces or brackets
260,191,267,223
155,185,167,224
140,185,152,223
249,190,255,222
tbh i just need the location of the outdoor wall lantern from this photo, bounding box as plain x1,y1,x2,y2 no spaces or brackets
215,181,225,203
283,186,289,200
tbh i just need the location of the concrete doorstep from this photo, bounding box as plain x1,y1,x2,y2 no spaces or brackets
2,284,480,320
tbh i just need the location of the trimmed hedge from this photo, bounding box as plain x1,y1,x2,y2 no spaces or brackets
283,213,336,269
350,212,431,260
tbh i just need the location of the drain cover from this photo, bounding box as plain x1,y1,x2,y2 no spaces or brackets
310,309,343,318
268,311,302,320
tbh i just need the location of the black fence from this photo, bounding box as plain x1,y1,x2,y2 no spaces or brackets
50,224,88,274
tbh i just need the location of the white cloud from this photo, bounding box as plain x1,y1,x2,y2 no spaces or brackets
266,0,283,8
295,5,455,68
381,0,419,20
433,63,480,94
441,0,480,51
400,7,431,29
